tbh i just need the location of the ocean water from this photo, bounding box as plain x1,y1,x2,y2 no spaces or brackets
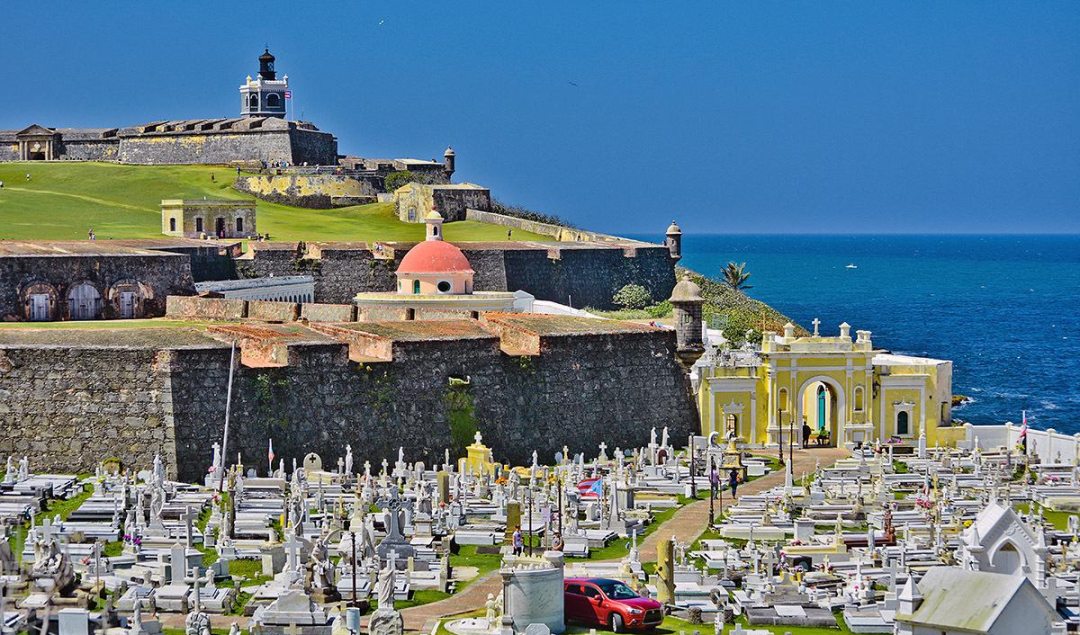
631,234,1080,433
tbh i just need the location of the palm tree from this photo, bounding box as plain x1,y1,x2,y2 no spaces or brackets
721,261,753,290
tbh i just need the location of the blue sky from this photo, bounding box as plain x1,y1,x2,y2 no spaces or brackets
2,2,1077,235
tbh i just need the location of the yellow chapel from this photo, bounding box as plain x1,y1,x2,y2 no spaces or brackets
693,320,953,449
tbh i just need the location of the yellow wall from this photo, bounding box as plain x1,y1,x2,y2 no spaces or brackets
698,343,952,447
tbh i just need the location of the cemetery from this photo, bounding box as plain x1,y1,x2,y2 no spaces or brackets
0,422,1076,635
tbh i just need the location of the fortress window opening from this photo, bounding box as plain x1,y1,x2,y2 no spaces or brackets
897,410,910,436
437,280,452,293
266,94,280,108
236,217,244,233
725,413,737,436
169,218,177,232
195,218,204,233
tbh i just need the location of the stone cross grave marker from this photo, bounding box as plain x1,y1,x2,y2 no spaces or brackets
181,507,199,548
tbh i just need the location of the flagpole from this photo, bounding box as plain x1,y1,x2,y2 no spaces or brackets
217,340,237,493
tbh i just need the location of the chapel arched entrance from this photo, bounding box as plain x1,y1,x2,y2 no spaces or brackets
797,377,843,447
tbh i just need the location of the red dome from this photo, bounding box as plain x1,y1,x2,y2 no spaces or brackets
396,240,475,275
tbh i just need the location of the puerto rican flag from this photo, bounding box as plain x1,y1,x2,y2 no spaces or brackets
268,438,275,465
578,478,603,499
1017,411,1028,453
284,91,292,99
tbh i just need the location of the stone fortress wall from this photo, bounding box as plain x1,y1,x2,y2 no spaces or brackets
0,242,196,322
0,119,337,166
233,173,381,208
0,342,179,473
0,235,676,321
235,240,677,310
0,318,698,481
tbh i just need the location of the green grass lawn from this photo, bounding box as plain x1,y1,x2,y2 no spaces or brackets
0,162,551,242
1014,503,1072,532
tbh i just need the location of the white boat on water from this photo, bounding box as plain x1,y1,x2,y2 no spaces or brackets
845,263,858,269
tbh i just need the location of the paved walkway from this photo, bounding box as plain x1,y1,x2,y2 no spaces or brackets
400,447,848,632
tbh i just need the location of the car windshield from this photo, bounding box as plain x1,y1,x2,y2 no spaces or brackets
598,581,639,600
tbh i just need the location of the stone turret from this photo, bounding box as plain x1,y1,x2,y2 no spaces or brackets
668,273,704,370
443,146,456,181
665,220,683,261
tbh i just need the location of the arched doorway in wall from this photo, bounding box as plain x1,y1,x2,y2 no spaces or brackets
68,283,101,320
23,282,58,321
109,280,148,319
797,377,843,447
992,541,1024,576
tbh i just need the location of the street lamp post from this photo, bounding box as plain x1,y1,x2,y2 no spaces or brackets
718,459,724,524
789,411,795,467
777,407,786,467
689,434,697,499
708,457,716,526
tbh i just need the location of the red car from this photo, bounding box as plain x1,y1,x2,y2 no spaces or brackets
564,578,664,632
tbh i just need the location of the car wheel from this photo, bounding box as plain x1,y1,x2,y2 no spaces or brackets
610,613,624,633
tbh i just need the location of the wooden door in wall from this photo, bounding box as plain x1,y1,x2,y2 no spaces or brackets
68,284,101,320
120,291,136,319
29,294,50,321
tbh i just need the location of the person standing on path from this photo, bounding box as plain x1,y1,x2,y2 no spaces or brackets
512,526,523,556
802,418,812,447
728,468,740,499
709,464,720,499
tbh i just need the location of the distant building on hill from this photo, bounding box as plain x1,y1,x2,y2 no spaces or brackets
0,50,337,166
161,199,257,239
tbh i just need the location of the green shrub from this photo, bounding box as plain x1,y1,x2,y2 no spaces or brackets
613,284,653,310
645,301,672,318
384,171,417,192
491,199,578,229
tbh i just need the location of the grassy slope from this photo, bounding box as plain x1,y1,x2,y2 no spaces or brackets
0,162,549,242
683,268,807,342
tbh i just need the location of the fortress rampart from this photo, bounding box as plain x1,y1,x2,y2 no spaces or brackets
236,240,677,310
0,119,337,166
0,317,698,480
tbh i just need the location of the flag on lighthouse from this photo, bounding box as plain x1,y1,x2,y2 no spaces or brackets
284,91,292,99
268,438,275,464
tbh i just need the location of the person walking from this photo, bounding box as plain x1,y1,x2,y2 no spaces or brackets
728,468,740,499
512,525,524,556
709,464,720,499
